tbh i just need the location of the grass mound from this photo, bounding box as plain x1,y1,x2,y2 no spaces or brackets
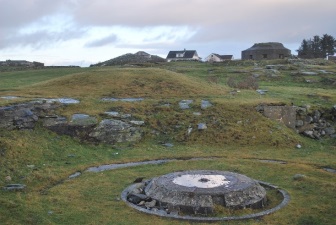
13,68,225,99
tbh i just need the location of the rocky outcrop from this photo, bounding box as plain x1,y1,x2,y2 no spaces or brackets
0,102,144,145
257,104,336,139
0,102,60,130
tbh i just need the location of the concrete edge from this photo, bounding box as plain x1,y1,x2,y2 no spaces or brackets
121,180,290,222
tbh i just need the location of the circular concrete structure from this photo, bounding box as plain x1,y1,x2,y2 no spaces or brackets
144,170,267,215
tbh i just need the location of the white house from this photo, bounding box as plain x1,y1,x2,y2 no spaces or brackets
205,53,233,62
166,49,201,62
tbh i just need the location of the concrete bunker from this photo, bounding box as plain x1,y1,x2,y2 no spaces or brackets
122,170,290,221
242,42,291,60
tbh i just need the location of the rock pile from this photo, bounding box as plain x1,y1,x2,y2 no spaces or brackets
257,104,336,139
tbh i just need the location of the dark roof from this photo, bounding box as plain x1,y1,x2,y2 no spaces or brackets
166,50,197,59
213,54,233,60
243,42,290,51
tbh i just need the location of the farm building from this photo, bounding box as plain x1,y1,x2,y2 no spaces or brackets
241,42,291,60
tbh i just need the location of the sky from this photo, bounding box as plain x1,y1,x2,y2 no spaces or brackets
0,0,335,67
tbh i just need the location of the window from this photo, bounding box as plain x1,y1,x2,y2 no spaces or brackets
262,54,267,59
176,53,184,57
279,54,284,59
249,55,253,59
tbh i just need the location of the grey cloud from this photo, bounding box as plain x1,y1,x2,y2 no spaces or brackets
1,0,336,64
84,34,118,48
71,0,336,44
0,0,70,29
0,28,87,49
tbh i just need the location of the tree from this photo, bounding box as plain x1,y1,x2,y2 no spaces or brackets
320,34,335,57
297,39,313,58
297,34,335,59
311,35,322,58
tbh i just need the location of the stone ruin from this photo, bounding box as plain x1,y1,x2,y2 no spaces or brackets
257,104,336,139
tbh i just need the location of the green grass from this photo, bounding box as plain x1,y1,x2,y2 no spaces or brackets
0,60,336,224
0,68,86,91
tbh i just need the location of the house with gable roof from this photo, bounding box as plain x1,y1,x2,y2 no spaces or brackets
205,53,233,62
166,49,201,62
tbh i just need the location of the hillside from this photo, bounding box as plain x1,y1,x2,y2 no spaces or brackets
0,60,336,225
90,53,166,67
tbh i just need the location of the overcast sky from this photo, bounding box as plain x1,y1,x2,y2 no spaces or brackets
0,0,335,66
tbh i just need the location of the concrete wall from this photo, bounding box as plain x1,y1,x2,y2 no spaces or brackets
242,48,291,60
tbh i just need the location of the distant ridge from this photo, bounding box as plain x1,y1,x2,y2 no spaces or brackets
90,52,166,67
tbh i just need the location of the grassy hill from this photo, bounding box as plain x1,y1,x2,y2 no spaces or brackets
0,60,336,224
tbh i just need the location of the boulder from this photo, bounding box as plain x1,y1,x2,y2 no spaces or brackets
89,119,143,144
324,127,335,135
0,102,59,130
201,100,212,109
43,116,96,141
261,105,297,129
179,100,193,110
198,123,208,130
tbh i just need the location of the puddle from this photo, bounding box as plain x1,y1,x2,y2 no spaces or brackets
101,98,144,102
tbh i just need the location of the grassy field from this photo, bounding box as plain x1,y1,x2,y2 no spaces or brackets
0,60,336,224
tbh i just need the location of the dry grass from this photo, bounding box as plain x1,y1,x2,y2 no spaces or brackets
11,68,226,99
